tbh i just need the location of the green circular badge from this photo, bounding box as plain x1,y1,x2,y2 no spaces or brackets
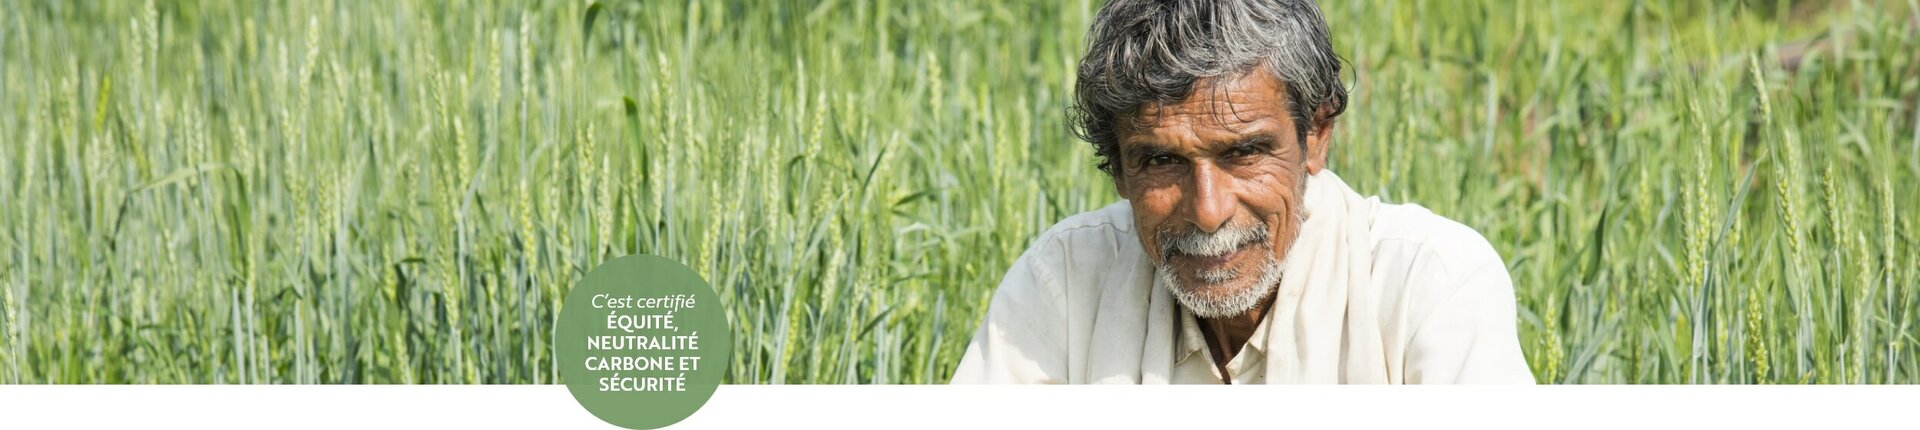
557,254,731,429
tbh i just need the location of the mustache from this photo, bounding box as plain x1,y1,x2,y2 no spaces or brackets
1158,221,1269,260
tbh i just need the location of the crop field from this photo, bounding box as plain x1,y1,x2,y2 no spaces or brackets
2,0,1918,384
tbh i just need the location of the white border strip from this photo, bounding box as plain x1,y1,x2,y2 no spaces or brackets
0,385,1912,429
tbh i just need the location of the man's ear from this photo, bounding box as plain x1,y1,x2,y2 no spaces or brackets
1304,118,1336,174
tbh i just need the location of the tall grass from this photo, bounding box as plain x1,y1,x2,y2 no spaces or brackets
1,0,1916,384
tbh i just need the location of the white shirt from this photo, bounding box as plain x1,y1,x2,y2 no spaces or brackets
951,170,1535,384
1171,306,1274,384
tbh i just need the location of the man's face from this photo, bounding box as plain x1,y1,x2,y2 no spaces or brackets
1112,70,1333,319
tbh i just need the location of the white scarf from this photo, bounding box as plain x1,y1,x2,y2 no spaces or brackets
1082,169,1396,384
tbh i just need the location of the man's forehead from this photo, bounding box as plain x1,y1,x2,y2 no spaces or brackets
1119,72,1291,143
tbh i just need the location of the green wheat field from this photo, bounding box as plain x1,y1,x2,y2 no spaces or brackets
2,0,1917,384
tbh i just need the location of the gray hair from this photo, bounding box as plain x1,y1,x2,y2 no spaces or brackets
1070,0,1349,178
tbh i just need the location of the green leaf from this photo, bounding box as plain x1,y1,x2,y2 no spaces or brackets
582,2,604,46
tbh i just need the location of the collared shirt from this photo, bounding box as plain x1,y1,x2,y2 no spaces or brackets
950,170,1536,384
1172,306,1271,384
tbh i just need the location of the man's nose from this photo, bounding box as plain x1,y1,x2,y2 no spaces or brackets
1186,161,1236,233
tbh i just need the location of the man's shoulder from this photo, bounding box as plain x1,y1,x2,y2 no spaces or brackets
1022,200,1138,256
1367,201,1507,281
1010,200,1146,287
1362,200,1515,343
966,199,1150,332
1042,200,1136,236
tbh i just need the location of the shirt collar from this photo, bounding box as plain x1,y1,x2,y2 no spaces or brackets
1172,298,1275,365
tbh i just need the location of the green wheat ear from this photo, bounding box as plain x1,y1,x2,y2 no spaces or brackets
1746,287,1770,383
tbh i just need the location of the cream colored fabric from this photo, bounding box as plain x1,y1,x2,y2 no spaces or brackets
1171,307,1272,384
950,170,1535,384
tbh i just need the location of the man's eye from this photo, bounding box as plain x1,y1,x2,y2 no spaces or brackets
1144,154,1179,167
1225,146,1261,159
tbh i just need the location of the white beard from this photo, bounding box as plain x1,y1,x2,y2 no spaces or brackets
1157,246,1284,319
1154,222,1287,319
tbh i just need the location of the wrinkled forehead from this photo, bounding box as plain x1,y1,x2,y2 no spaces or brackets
1119,71,1293,141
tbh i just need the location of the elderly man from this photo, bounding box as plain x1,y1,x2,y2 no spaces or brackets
952,0,1533,384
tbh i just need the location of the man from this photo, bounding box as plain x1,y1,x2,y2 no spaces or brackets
951,0,1533,384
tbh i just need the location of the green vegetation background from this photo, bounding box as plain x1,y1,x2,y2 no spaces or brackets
2,0,1917,384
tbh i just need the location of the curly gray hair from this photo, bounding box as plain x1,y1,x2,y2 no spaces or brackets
1070,0,1349,178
